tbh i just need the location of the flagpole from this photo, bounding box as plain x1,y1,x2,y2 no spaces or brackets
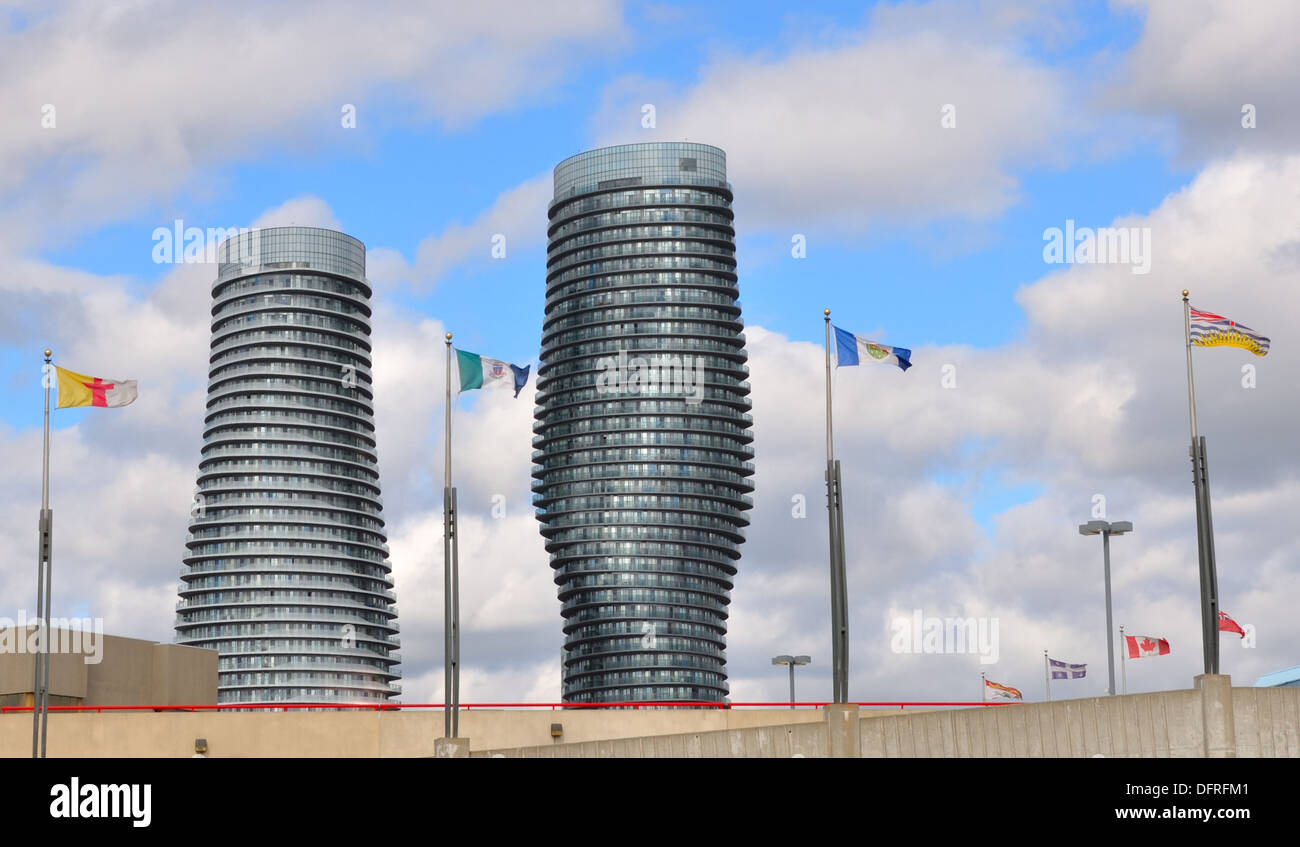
823,309,848,704
981,671,986,703
1199,435,1220,676
33,349,53,758
451,482,460,735
443,333,455,738
825,310,835,462
1044,650,1050,702
1183,290,1216,675
1120,625,1127,695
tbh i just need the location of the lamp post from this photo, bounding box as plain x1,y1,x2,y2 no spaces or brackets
771,655,812,708
1078,519,1132,696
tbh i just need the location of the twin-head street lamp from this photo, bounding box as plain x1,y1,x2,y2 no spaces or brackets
1078,519,1133,696
772,655,812,708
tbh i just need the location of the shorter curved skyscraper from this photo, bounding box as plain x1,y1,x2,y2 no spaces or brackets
176,226,400,704
535,143,754,703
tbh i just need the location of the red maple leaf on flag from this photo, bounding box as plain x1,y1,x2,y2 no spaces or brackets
1126,634,1170,658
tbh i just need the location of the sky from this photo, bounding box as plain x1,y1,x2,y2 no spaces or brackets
0,0,1297,705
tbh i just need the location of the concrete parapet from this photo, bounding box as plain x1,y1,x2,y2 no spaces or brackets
824,704,860,758
1195,674,1235,758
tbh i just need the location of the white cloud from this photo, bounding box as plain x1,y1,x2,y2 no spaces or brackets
0,0,623,249
1108,0,1300,158
250,196,341,232
591,0,1074,233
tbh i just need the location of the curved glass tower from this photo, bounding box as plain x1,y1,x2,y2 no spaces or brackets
176,226,400,704
535,143,754,703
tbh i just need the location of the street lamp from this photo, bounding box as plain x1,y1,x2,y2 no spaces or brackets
1078,519,1133,696
771,655,812,708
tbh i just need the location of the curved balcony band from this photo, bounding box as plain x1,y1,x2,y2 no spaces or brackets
176,227,400,704
537,143,753,704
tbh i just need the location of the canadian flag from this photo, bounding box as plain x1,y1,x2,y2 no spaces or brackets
1125,634,1171,659
1218,610,1246,638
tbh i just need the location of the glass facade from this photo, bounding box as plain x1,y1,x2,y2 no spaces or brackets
176,227,400,704
536,143,754,703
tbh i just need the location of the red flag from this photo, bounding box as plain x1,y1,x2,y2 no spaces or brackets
1125,634,1171,659
1218,610,1245,638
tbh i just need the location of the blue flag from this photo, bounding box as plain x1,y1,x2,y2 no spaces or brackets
833,325,912,371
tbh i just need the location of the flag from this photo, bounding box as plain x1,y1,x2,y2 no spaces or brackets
1048,658,1087,680
455,349,529,398
984,679,1022,701
1125,635,1171,659
53,366,138,409
1218,610,1245,638
1189,307,1270,356
833,325,912,372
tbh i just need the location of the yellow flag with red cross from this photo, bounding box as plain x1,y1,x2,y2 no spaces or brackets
54,366,138,409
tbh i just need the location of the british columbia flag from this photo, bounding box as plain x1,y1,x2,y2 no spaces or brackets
1189,307,1270,356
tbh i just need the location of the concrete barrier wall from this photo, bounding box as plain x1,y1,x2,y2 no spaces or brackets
0,707,826,757
5,676,1296,757
1231,685,1300,757
472,722,829,758
858,690,1206,757
476,679,1300,758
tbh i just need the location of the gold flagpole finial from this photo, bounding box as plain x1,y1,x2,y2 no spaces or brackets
1182,289,1189,299
445,332,452,342
43,349,51,360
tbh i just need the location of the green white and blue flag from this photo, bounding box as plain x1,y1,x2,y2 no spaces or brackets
455,348,530,397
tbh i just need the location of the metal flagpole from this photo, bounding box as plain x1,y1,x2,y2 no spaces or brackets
1120,625,1127,695
1103,529,1115,695
443,333,456,737
451,483,461,735
1044,650,1051,702
40,477,52,758
823,310,848,704
823,311,838,704
33,349,53,758
832,458,847,701
1182,290,1215,675
981,671,986,703
1198,435,1220,675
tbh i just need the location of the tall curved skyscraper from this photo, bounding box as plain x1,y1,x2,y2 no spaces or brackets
176,226,400,704
535,143,754,703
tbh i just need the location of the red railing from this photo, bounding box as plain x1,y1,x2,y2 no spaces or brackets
0,700,1018,714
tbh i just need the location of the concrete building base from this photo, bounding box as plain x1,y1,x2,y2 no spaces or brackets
824,704,861,758
1194,674,1235,758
